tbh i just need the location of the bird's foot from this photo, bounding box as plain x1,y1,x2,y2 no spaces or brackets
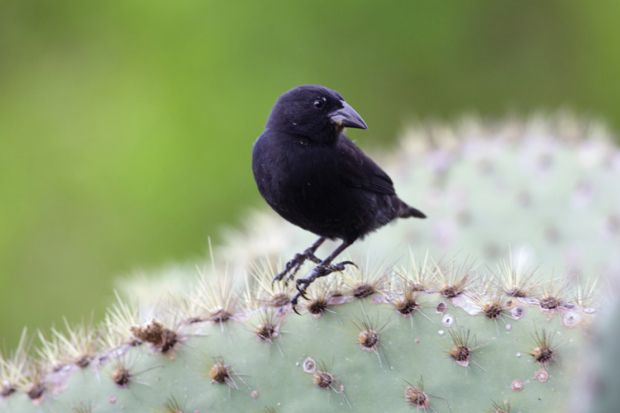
290,278,312,314
324,260,357,273
272,248,322,285
290,260,357,313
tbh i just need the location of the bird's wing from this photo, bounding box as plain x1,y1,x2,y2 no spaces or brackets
337,137,396,195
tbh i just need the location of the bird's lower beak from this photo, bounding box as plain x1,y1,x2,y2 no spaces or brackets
329,101,368,129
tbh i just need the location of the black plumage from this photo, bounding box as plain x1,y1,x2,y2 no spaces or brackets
252,85,426,308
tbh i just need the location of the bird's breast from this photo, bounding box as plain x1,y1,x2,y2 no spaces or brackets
254,136,338,203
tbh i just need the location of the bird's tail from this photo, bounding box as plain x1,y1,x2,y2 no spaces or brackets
397,199,427,219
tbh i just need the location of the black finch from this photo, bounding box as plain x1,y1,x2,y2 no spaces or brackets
252,85,425,309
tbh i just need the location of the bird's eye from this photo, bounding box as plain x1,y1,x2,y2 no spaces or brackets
313,98,326,109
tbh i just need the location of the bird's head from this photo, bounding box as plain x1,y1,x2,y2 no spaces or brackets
266,85,367,142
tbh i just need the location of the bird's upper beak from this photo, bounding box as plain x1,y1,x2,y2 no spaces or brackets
328,101,368,130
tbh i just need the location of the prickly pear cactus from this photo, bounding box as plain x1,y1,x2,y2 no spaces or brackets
1,116,618,412
0,261,597,413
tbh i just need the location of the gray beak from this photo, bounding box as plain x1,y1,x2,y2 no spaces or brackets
328,101,368,129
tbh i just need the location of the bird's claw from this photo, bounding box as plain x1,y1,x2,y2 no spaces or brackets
288,278,312,314
288,260,357,314
272,260,297,285
272,250,322,286
312,260,356,277
295,279,310,299
290,288,306,314
328,260,357,272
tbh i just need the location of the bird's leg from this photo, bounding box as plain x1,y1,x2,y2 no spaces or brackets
291,240,355,311
272,237,326,284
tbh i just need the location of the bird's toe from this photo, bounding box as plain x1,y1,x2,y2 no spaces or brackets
328,260,357,272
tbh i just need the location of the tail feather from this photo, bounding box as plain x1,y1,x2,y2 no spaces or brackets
397,199,426,219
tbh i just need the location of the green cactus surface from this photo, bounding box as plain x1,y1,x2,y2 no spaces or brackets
0,265,594,413
579,301,620,413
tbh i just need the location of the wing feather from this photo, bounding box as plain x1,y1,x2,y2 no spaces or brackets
337,137,395,195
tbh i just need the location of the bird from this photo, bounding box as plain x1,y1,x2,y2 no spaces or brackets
252,85,426,309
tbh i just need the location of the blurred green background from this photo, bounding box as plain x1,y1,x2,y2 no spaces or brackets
1,0,619,348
